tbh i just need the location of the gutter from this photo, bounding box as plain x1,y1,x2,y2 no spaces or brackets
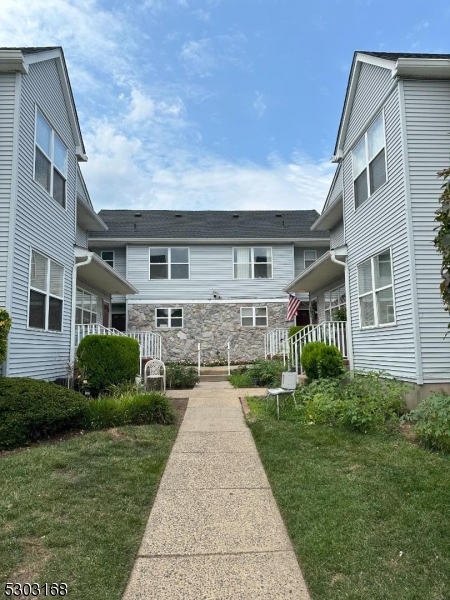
330,250,354,371
70,253,93,365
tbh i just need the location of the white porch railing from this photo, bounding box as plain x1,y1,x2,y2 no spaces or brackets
264,328,290,358
282,322,347,375
197,341,231,376
75,325,162,362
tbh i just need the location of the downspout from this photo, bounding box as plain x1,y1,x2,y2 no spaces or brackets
70,252,93,365
330,250,354,371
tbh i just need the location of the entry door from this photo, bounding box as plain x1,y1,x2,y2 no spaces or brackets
102,300,110,327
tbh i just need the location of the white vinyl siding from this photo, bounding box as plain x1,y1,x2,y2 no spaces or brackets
233,247,273,279
330,220,345,249
28,250,64,332
75,225,88,248
240,306,268,327
304,250,317,270
293,247,328,278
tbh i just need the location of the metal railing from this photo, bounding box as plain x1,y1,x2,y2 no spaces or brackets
264,328,290,358
74,325,162,362
282,322,347,374
197,341,231,376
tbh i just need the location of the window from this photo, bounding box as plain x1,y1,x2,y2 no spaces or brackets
304,250,317,270
101,251,115,268
358,249,395,328
240,306,268,327
149,248,189,279
324,285,346,321
233,247,273,279
34,108,68,208
28,250,64,331
156,308,183,328
352,114,387,209
75,289,98,324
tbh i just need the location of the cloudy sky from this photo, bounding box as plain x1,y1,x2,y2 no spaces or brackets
2,0,450,212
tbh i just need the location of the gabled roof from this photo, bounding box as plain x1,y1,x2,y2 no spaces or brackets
0,46,87,160
333,51,450,160
89,210,330,241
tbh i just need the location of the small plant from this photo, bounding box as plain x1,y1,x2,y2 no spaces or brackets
300,341,328,380
165,362,199,389
332,307,347,321
318,345,344,379
403,392,450,452
229,359,284,388
0,308,12,366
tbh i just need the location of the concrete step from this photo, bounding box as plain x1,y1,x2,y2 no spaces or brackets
199,374,230,382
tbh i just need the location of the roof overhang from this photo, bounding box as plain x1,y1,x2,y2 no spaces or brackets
87,237,331,248
393,57,450,79
311,196,343,231
0,49,28,73
284,250,346,293
75,248,138,295
77,196,108,231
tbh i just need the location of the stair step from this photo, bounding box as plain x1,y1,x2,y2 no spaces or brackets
199,374,230,382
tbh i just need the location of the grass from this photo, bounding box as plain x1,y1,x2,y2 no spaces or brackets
247,397,450,600
0,424,177,599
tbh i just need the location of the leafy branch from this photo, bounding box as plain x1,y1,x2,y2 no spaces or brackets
434,165,450,331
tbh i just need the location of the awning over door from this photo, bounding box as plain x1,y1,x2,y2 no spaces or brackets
75,247,138,295
284,249,346,293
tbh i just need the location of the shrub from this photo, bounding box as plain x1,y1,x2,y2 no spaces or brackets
84,391,174,429
165,363,199,389
288,325,304,338
300,342,328,380
77,335,140,395
0,378,88,449
403,393,450,452
229,359,284,388
318,345,344,379
0,308,12,365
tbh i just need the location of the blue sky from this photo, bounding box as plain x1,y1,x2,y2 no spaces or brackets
3,0,450,212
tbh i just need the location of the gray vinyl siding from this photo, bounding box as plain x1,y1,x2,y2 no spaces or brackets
312,275,346,324
0,73,17,309
76,225,88,248
343,81,417,381
127,244,294,301
323,165,343,211
7,59,77,379
91,246,127,302
76,278,109,325
344,62,394,151
403,79,450,383
330,220,345,249
294,247,328,277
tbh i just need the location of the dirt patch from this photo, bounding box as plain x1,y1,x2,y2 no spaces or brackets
398,422,418,443
10,537,52,589
171,397,189,425
330,573,345,586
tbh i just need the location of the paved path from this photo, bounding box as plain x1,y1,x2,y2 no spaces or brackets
123,381,311,600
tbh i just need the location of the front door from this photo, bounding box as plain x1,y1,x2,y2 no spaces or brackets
102,300,110,327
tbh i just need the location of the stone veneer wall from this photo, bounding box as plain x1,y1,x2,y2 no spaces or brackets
128,302,288,362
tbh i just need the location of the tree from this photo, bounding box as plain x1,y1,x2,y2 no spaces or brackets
434,165,450,331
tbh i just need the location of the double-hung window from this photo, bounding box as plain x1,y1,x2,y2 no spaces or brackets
149,248,189,279
353,114,387,209
76,289,98,324
324,285,346,321
101,251,115,268
304,250,317,270
28,250,64,331
156,308,183,328
233,247,272,279
34,108,68,208
358,249,395,328
241,307,268,327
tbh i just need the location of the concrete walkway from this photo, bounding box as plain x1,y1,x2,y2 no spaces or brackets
123,381,311,600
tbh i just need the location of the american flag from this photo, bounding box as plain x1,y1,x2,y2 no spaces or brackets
286,294,301,322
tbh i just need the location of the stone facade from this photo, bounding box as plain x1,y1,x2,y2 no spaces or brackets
128,301,288,362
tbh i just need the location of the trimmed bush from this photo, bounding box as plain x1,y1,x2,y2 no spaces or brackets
0,378,88,450
84,391,175,429
403,393,450,452
0,307,12,365
300,341,328,380
165,363,199,389
318,345,344,379
77,335,140,395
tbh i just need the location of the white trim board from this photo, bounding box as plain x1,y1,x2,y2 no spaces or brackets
127,298,288,305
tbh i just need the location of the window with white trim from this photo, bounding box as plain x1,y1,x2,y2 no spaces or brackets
75,288,98,324
304,250,317,270
233,247,273,279
149,248,189,279
28,250,64,331
101,251,115,268
156,308,183,328
240,306,268,327
352,114,387,209
324,284,346,321
34,108,68,208
358,249,395,328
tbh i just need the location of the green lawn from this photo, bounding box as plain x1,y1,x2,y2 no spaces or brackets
0,425,177,599
248,397,450,600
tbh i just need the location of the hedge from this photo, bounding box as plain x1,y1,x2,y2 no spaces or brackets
0,308,12,365
77,335,140,395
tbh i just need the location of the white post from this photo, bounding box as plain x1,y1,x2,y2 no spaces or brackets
227,341,231,376
197,342,201,376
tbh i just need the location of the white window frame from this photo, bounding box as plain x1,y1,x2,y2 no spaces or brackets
75,288,98,325
352,112,388,210
358,248,396,329
28,249,64,332
33,106,68,210
240,306,268,327
155,307,184,328
149,247,190,280
233,247,273,279
101,251,115,269
324,284,346,322
304,250,317,270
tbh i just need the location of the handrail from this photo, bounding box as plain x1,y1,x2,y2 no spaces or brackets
264,328,290,358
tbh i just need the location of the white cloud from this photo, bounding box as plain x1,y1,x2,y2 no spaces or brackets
128,89,156,122
180,33,249,77
194,9,210,22
253,91,267,118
